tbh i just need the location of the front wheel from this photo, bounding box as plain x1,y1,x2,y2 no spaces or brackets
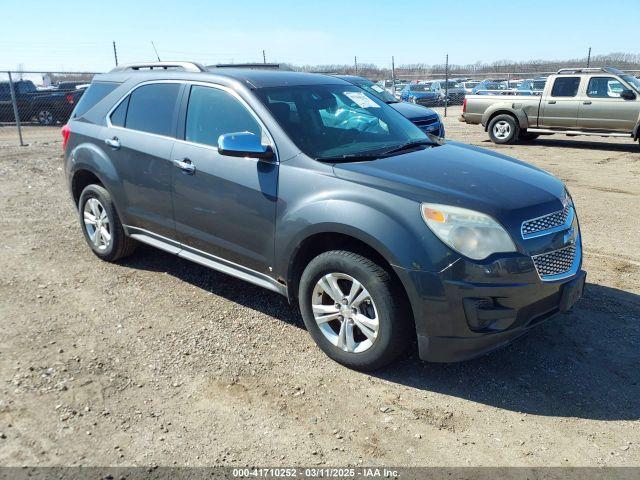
488,114,520,144
298,251,412,371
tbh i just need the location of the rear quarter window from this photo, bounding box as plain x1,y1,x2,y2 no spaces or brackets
72,82,119,119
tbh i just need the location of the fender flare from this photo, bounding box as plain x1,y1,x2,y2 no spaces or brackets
482,105,529,131
68,142,127,219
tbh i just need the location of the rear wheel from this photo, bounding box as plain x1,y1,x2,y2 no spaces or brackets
78,184,136,262
488,114,519,144
298,250,412,371
36,108,55,125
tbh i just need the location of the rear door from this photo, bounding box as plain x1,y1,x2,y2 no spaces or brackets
170,83,279,274
104,81,183,240
577,76,639,132
540,76,582,128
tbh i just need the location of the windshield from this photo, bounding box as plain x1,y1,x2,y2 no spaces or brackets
410,84,431,92
256,84,429,160
441,81,461,89
351,78,397,103
621,74,640,93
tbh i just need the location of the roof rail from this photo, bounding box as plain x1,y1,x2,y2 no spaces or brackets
110,61,206,73
208,63,282,70
556,67,605,74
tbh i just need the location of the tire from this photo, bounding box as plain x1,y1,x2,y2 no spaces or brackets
35,108,55,126
519,131,539,142
298,250,412,371
78,184,136,262
488,114,520,144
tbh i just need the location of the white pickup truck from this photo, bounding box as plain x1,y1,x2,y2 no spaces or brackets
460,67,640,146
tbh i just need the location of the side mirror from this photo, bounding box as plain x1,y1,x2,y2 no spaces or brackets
620,89,637,100
217,132,274,160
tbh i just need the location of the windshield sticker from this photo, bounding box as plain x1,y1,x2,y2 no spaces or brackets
344,91,380,108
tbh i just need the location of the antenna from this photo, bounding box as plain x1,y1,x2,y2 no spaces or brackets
151,41,161,62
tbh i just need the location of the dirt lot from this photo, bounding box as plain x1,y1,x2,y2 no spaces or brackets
1,108,639,467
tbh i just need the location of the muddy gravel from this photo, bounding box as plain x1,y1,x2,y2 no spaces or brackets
0,107,639,467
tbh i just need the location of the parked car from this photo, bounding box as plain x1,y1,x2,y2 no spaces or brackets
460,67,640,145
430,80,466,105
0,79,86,125
472,79,509,94
460,80,480,94
336,75,444,137
399,83,439,106
516,78,547,96
63,62,585,370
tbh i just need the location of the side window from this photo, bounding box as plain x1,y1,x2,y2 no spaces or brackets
550,77,580,97
125,83,181,136
185,85,261,147
110,95,129,127
587,77,625,98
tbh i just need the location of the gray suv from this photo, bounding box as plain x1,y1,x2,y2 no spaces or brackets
63,62,585,371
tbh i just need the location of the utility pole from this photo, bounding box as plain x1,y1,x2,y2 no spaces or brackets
262,50,266,64
391,56,396,89
444,54,449,118
112,41,118,66
354,56,358,75
587,47,592,67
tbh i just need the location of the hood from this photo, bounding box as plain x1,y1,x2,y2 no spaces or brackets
389,102,438,120
332,141,565,232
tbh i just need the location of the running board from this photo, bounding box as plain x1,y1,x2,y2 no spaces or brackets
127,227,286,296
527,128,633,138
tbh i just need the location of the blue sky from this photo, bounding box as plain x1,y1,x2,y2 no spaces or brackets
1,0,638,71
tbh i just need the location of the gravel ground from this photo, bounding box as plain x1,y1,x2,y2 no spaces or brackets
1,108,639,467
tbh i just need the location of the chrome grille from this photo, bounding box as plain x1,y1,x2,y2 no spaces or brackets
521,204,571,238
532,244,576,278
412,116,438,127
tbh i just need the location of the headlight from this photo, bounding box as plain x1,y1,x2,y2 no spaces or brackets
421,203,516,260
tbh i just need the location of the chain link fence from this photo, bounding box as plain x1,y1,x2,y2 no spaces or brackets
1,70,98,145
2,67,639,145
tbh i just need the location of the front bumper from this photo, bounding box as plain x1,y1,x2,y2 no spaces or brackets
394,253,585,362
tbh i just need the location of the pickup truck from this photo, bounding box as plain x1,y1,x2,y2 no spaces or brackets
0,80,86,125
460,67,640,146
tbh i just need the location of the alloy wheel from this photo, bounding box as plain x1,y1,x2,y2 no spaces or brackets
37,110,54,125
311,273,379,353
492,120,512,139
83,198,111,251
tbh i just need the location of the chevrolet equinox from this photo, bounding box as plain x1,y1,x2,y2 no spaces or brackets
62,62,585,371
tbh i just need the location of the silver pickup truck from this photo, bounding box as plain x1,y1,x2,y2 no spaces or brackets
460,67,640,146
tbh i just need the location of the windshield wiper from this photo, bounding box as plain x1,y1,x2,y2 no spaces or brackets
380,139,435,156
317,152,384,162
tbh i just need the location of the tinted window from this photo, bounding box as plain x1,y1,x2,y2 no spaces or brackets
185,86,260,147
110,95,129,127
125,83,181,136
72,81,119,118
587,77,625,98
551,77,580,97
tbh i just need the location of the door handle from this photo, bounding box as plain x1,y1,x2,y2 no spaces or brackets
104,137,120,149
173,158,195,174
583,101,592,105
548,100,556,104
